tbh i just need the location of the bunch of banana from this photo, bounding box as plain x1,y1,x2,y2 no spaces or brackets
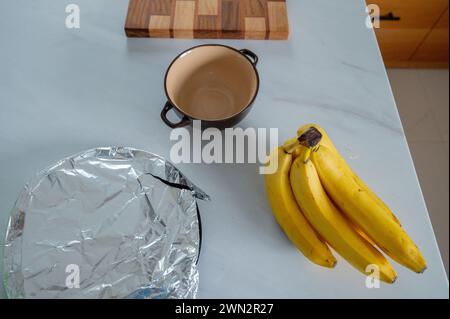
264,124,427,283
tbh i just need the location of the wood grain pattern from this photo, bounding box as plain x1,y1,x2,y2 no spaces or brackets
125,0,289,39
149,15,171,37
173,0,196,38
267,1,288,39
245,17,266,39
198,0,218,15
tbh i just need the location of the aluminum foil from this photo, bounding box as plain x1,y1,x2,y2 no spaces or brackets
3,147,209,299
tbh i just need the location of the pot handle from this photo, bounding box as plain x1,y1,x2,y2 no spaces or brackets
161,101,191,128
240,49,259,66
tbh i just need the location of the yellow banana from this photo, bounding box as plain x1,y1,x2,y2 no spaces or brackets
264,147,337,268
290,148,397,283
348,217,377,246
311,144,427,273
286,133,377,246
297,124,401,226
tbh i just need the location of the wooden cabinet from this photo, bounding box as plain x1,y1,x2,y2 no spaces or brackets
367,0,449,67
375,29,429,65
411,8,449,67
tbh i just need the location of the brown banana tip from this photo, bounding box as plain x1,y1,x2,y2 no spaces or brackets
418,266,428,274
298,127,323,148
391,276,398,284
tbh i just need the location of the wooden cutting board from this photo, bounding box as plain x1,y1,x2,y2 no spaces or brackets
125,0,289,40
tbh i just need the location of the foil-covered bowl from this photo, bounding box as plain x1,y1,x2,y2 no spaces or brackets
3,147,209,299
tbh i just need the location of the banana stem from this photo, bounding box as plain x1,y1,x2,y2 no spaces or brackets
298,127,323,148
301,148,312,163
298,127,323,163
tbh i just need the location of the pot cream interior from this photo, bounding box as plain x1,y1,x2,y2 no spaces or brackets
166,46,258,121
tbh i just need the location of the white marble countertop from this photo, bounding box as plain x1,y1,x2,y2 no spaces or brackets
0,0,448,298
